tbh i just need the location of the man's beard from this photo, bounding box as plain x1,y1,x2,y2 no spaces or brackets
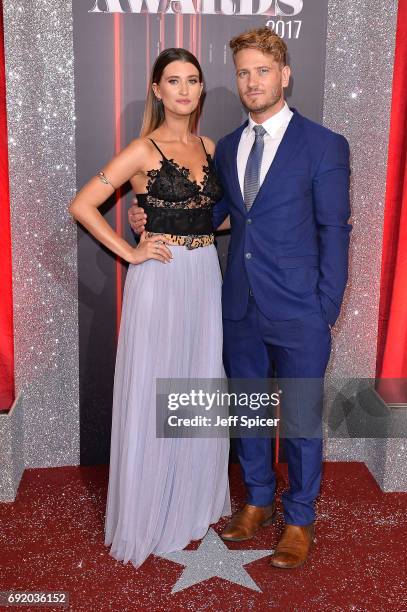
241,85,283,114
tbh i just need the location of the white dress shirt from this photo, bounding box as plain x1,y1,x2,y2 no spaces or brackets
237,101,293,197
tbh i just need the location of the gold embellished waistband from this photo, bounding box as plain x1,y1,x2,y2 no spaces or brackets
145,232,214,250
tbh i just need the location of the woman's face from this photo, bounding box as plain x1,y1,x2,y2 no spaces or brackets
152,60,203,117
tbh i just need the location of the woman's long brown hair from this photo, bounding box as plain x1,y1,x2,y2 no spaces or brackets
140,48,205,137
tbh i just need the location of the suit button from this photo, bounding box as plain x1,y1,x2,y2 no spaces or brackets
249,289,254,296
245,252,252,259
247,218,252,224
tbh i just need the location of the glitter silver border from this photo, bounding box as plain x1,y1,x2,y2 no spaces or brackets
323,0,398,379
322,0,402,490
3,1,79,470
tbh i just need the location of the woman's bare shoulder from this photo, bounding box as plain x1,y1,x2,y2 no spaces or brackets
199,135,216,156
121,137,158,174
126,136,155,155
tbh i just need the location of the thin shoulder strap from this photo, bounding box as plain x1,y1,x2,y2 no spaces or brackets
149,138,167,159
199,136,209,156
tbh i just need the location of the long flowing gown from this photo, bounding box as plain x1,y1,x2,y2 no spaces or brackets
104,152,231,567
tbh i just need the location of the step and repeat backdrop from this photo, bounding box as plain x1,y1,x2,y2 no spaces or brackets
3,0,397,472
73,0,328,463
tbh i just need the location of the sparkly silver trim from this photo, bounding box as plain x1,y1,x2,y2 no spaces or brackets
3,0,80,469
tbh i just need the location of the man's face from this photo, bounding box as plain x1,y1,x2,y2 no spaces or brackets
234,48,290,115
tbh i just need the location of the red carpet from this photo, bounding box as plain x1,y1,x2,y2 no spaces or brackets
1,462,406,611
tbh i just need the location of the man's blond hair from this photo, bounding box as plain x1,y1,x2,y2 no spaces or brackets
229,27,288,66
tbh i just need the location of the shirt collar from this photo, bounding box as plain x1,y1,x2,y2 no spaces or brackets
246,102,293,138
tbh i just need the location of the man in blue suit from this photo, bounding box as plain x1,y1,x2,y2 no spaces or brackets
213,27,351,568
129,27,351,569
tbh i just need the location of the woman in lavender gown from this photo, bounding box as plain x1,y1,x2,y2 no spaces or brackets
68,48,231,568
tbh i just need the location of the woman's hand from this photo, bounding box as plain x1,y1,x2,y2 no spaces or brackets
127,232,173,265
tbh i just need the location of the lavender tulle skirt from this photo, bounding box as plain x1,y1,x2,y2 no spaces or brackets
104,243,231,568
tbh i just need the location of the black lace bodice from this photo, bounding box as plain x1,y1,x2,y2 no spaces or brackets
136,138,223,236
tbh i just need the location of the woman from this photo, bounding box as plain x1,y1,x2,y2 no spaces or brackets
68,48,231,568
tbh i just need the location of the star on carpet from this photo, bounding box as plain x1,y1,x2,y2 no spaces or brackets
156,527,274,593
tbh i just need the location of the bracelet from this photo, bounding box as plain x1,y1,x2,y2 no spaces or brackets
97,171,116,190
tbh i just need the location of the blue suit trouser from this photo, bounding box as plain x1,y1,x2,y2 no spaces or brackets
222,294,331,525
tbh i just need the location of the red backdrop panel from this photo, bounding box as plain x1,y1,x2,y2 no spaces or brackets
0,0,15,410
376,1,407,381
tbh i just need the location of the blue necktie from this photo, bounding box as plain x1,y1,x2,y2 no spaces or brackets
243,124,266,212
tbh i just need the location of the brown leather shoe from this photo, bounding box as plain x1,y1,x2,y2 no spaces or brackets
220,502,276,542
270,523,315,569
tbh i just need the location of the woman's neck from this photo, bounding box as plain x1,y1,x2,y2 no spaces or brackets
155,114,193,144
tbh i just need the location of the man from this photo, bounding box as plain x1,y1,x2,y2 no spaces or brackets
129,27,351,568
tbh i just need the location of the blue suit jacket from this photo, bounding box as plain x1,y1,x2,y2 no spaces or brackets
212,108,352,325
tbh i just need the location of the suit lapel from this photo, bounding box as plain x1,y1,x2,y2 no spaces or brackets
224,121,247,212
249,109,303,212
